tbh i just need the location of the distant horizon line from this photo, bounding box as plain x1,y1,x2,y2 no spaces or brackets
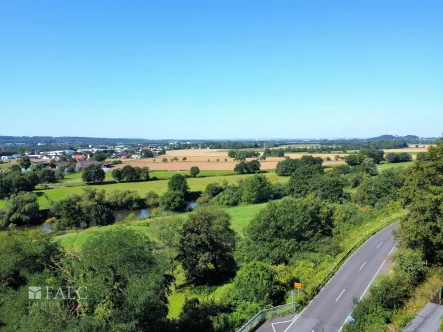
0,134,439,141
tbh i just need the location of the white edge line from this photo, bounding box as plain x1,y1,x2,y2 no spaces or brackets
282,307,307,332
338,242,398,332
283,223,398,332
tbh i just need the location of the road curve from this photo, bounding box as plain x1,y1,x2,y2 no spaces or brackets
258,222,398,332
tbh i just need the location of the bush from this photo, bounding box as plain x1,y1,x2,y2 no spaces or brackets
211,186,241,206
229,262,286,307
0,192,40,228
160,191,188,212
50,189,115,230
145,191,160,207
240,196,334,264
106,190,146,210
204,182,225,198
239,174,272,204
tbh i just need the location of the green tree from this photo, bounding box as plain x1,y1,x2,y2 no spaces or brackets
81,164,105,184
160,191,188,212
0,230,65,330
0,192,40,228
275,158,300,176
136,166,150,180
168,174,189,195
150,216,185,288
359,148,384,164
287,164,324,198
190,166,200,178
111,168,123,182
93,152,107,162
24,171,40,187
74,229,171,330
39,168,57,183
234,161,248,174
141,149,154,158
241,197,334,264
246,160,261,173
178,207,237,283
360,158,378,176
345,154,365,166
121,165,140,181
50,189,114,229
55,167,65,180
354,168,404,207
18,156,31,170
239,174,272,204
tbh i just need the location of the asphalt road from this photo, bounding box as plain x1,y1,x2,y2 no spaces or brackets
259,222,399,332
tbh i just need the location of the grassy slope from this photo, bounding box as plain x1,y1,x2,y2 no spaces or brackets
390,266,443,330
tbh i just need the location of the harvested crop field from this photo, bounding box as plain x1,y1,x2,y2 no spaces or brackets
117,149,346,171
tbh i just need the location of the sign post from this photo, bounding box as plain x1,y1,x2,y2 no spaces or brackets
294,282,302,297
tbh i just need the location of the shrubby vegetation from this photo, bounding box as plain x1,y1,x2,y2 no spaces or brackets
0,192,40,228
49,188,115,230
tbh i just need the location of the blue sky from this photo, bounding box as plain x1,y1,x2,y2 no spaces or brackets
1,0,442,139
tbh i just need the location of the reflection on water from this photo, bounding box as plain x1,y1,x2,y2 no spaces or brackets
114,201,197,222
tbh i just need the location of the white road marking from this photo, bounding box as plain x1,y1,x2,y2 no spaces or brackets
335,289,346,302
377,242,383,248
283,306,308,332
338,242,398,332
271,314,299,331
359,261,366,270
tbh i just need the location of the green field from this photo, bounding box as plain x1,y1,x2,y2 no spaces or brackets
54,201,271,251
377,161,414,171
0,171,287,210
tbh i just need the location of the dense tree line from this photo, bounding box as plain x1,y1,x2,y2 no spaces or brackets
385,152,412,163
263,148,285,157
275,155,323,176
234,160,261,174
111,165,150,182
228,150,260,160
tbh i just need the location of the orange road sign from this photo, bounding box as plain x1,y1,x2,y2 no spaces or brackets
294,283,302,289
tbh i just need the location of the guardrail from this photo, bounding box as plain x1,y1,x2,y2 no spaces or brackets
237,217,400,332
237,303,297,332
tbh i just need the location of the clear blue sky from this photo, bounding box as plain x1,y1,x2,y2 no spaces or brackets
1,0,442,139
